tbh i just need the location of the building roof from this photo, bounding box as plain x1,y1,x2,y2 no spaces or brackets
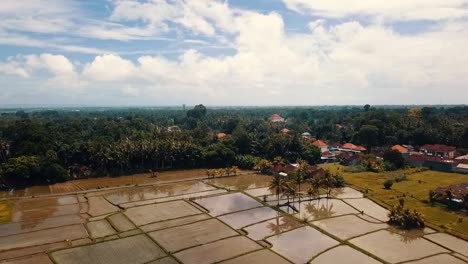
421,144,456,152
281,128,290,133
435,183,468,199
456,163,468,169
301,132,311,136
270,114,284,120
217,132,226,139
312,140,327,147
341,143,367,151
391,145,409,153
271,164,297,173
341,143,357,149
455,155,468,160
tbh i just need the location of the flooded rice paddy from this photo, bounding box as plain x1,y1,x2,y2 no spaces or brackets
1,173,467,264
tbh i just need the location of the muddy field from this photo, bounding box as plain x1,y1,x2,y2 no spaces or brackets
0,175,467,264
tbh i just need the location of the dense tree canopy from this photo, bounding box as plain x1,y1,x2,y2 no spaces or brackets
0,105,467,187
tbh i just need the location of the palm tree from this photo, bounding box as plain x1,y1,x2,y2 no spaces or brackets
294,160,309,202
310,176,322,201
282,179,296,206
273,156,286,166
269,174,285,206
322,172,337,198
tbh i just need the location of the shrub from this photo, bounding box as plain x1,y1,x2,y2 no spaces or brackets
383,149,406,169
384,161,397,171
383,180,394,189
254,159,272,174
234,155,262,170
388,199,425,229
333,175,346,188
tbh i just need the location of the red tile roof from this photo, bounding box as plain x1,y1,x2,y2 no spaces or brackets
421,144,456,152
341,143,367,151
281,128,290,133
391,145,409,153
312,140,327,147
217,132,226,139
270,114,283,120
341,143,357,149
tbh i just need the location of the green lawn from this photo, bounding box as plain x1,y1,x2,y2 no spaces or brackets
321,164,468,240
0,199,13,224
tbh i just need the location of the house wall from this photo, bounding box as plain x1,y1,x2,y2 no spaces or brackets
453,166,468,174
423,161,453,172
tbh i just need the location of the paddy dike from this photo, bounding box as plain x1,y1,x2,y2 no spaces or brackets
0,175,467,264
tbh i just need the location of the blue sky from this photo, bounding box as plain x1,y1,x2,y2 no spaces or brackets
0,0,467,106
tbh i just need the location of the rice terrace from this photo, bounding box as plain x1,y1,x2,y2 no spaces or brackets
0,168,466,264
1,0,468,263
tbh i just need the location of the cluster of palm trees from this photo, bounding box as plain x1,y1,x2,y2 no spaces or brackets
269,160,341,206
87,137,203,175
206,166,240,178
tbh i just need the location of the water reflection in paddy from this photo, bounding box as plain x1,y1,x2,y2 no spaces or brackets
105,181,215,205
218,207,278,229
349,230,449,263
244,215,302,240
343,198,390,222
331,187,364,199
194,193,262,216
267,226,339,264
311,245,382,264
281,198,358,221
312,215,387,240
206,174,272,191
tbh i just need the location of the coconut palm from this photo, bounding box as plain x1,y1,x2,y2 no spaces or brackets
269,174,286,206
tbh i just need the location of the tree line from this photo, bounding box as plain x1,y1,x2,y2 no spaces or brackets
0,104,467,188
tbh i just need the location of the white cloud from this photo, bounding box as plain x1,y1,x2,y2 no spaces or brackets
283,0,468,21
109,0,238,36
83,54,137,82
0,61,29,78
1,2,468,105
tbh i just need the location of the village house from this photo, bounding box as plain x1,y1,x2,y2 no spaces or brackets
434,183,468,207
269,114,285,123
339,143,367,153
312,140,328,153
421,144,456,158
409,155,455,172
391,144,410,159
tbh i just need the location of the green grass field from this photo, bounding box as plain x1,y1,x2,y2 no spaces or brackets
321,164,468,240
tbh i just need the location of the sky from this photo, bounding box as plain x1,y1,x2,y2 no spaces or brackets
0,0,467,106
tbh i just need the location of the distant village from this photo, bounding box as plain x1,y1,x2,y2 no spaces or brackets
268,113,468,175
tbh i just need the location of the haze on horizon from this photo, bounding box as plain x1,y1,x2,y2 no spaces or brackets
0,0,467,106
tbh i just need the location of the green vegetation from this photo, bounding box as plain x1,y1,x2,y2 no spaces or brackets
383,179,394,189
383,149,406,170
388,198,425,229
269,160,345,206
206,166,239,178
0,199,13,224
321,164,468,239
0,105,467,188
